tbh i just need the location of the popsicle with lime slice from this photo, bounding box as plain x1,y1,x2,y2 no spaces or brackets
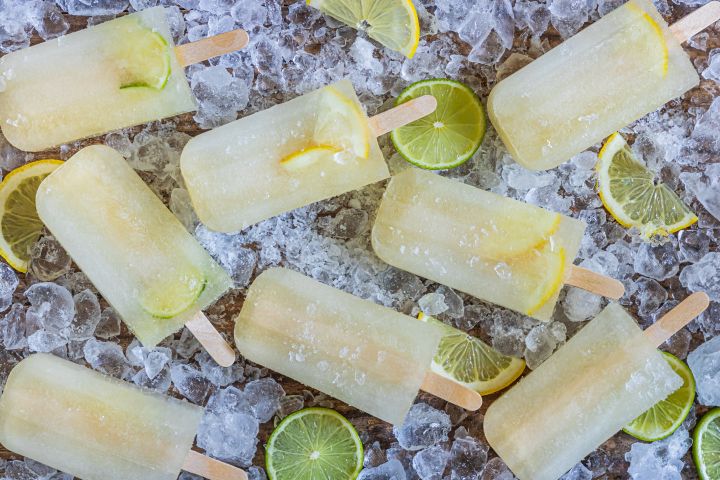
181,79,437,232
484,292,710,480
371,168,625,321
36,145,235,366
0,7,249,152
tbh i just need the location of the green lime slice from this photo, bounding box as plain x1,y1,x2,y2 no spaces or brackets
266,407,363,480
391,79,486,170
139,267,206,319
624,352,695,441
694,408,720,480
116,19,171,90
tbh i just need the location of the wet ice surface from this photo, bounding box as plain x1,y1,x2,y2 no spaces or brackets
0,0,718,479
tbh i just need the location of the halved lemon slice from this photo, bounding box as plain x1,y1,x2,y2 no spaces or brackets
0,159,63,272
626,3,669,77
510,244,566,316
314,87,371,159
280,145,342,171
139,266,206,318
419,313,525,395
115,18,172,90
597,133,697,239
308,0,420,58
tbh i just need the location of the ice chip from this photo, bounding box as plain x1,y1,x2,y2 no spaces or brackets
393,403,452,451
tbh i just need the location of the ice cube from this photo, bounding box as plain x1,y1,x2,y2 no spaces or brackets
170,362,211,404
449,433,488,480
245,377,285,422
28,236,72,281
680,252,720,302
419,292,448,316
393,403,452,451
357,459,407,480
67,289,101,340
196,350,244,386
94,307,121,339
25,282,74,334
412,445,449,480
688,335,720,406
1,303,26,350
625,426,691,480
83,338,130,379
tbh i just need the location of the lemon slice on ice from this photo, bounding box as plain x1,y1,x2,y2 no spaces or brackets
280,145,342,171
116,18,172,90
419,313,525,395
314,87,371,159
308,0,420,58
597,133,697,239
0,159,63,272
140,266,206,318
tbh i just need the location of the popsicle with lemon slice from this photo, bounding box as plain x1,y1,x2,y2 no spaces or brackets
484,292,710,480
487,0,720,171
371,168,624,321
234,267,483,425
181,79,436,232
0,354,247,480
0,7,249,152
36,145,235,366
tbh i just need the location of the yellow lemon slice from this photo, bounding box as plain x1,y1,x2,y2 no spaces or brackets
280,145,342,171
512,244,566,316
315,87,371,159
139,265,206,319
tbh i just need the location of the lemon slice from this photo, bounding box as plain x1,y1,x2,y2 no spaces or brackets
597,133,697,239
0,160,63,272
626,3,669,77
115,18,172,90
280,145,342,171
419,313,525,395
139,266,206,318
308,0,420,58
314,87,371,159
510,244,566,316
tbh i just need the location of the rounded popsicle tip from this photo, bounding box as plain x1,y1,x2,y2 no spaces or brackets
415,94,438,117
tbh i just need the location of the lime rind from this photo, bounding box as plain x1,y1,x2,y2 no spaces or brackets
694,408,720,480
139,270,207,319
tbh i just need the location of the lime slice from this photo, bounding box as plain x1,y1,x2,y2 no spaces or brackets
280,145,342,171
419,313,525,395
307,0,420,58
0,159,64,272
314,87,371,159
624,352,695,441
391,79,486,170
694,408,720,480
266,407,363,480
139,266,206,318
597,133,697,239
115,18,172,90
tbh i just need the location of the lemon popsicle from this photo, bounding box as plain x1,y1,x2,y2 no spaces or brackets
487,0,700,170
372,169,601,321
484,293,710,480
235,268,481,425
0,7,249,152
36,145,234,364
0,354,247,480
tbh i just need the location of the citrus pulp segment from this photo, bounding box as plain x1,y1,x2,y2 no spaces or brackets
139,266,206,319
315,87,371,159
695,408,720,480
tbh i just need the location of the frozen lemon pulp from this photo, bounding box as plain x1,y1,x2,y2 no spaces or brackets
626,3,669,77
280,145,342,171
114,17,172,90
514,244,566,316
139,265,206,319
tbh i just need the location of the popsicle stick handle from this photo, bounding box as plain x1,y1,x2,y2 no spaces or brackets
420,371,483,411
175,29,250,67
183,450,248,480
564,265,625,300
368,95,438,137
644,292,710,348
185,312,236,367
670,1,720,43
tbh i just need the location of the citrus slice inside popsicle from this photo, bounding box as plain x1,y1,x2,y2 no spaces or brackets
140,266,206,318
116,19,172,90
280,145,342,171
314,87,371,159
515,244,566,316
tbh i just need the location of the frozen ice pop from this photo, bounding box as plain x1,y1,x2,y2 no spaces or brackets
234,267,482,425
487,0,718,171
372,168,623,321
0,7,249,152
484,292,710,480
181,79,436,232
0,354,247,480
36,145,235,365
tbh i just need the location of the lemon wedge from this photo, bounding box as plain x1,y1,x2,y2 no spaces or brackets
280,145,342,171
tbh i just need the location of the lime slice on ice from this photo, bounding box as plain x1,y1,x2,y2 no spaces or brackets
695,408,720,480
315,87,371,159
419,313,525,395
139,267,206,319
391,79,486,170
280,145,342,171
266,407,363,480
116,19,172,90
624,352,695,441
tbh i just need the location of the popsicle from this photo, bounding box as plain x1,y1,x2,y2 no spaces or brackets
0,7,249,152
0,353,247,480
234,267,482,425
371,168,624,321
36,145,235,366
487,0,720,171
181,79,437,232
484,292,710,480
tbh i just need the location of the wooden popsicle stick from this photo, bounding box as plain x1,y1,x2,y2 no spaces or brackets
644,292,710,348
185,312,236,367
183,450,248,480
368,95,438,137
421,371,483,411
670,1,720,43
564,265,625,300
175,29,250,68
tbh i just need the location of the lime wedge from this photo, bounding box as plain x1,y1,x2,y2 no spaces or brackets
266,407,363,480
280,145,342,171
391,79,486,170
139,267,206,319
419,313,525,395
597,133,697,239
694,408,720,480
115,18,172,90
624,353,695,441
314,87,371,159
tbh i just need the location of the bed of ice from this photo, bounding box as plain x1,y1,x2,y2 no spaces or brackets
0,0,718,479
